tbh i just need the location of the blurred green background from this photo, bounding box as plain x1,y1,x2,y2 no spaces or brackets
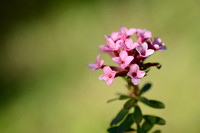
0,0,199,133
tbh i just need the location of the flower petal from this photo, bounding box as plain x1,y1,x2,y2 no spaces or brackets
103,66,112,74
112,57,121,65
111,32,120,41
117,40,124,47
120,26,128,34
107,78,114,86
124,56,134,66
125,39,133,49
99,74,107,81
137,70,145,78
127,71,133,79
119,50,128,60
146,49,154,56
107,38,115,49
88,63,98,71
132,42,139,49
141,42,148,51
131,78,141,85
100,60,104,67
96,55,100,63
129,64,139,73
127,28,136,36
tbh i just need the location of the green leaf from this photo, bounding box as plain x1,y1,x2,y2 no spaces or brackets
152,130,161,133
141,115,157,132
107,94,131,103
140,83,151,95
107,127,120,133
133,106,143,124
144,115,166,125
119,95,131,100
138,97,165,109
125,128,136,132
107,98,119,103
148,100,165,109
111,108,129,126
124,99,136,110
119,114,135,132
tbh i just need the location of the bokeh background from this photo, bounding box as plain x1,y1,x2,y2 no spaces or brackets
0,0,200,133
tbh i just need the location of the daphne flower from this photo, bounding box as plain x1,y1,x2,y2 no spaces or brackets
153,37,166,51
120,26,136,37
112,50,134,69
105,32,120,41
136,29,152,39
127,64,145,85
99,66,116,85
119,38,139,51
136,42,154,57
136,29,152,44
88,55,104,71
106,38,120,51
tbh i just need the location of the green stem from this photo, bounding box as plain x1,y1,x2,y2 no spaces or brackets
137,123,140,133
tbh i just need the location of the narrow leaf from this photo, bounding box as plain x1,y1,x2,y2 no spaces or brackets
107,95,130,103
124,99,136,110
119,95,131,100
107,127,120,133
125,128,136,132
148,100,165,109
111,109,129,126
156,117,166,125
107,98,119,103
144,115,166,125
119,114,135,132
138,97,165,109
141,115,156,132
140,83,151,95
133,106,143,124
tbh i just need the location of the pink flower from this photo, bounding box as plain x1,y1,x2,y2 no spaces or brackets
136,29,152,44
120,26,136,37
153,37,166,51
105,32,120,41
136,42,154,57
88,55,104,71
106,38,120,51
112,50,134,69
119,38,139,51
99,66,116,86
136,29,152,39
127,64,145,85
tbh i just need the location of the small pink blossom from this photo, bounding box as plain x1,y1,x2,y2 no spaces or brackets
88,55,104,71
136,29,152,39
153,37,166,51
112,50,134,69
99,66,116,86
105,32,120,41
127,64,145,85
136,29,152,44
119,38,139,51
120,26,136,37
136,42,154,57
106,38,120,51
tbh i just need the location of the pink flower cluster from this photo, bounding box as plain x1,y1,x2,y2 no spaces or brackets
88,26,166,86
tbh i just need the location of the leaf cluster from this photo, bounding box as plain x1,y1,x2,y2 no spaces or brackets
107,83,166,133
